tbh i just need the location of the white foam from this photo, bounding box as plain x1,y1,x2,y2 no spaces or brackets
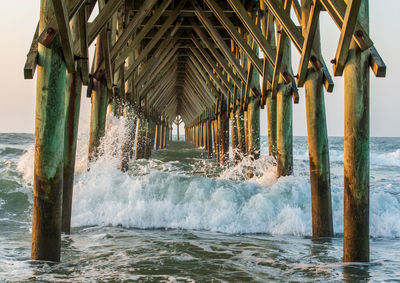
15,116,400,238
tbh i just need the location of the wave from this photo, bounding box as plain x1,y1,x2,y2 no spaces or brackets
14,115,400,238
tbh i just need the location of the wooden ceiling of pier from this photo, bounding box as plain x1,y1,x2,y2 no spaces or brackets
24,0,386,125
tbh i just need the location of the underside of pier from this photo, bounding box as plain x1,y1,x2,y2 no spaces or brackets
25,0,385,263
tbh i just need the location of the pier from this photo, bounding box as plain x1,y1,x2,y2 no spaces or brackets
24,0,385,263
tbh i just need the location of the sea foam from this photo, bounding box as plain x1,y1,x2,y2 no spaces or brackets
16,115,400,238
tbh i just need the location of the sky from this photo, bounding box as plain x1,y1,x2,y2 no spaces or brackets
0,1,399,137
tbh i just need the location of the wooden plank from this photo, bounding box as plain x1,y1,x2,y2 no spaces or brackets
37,0,85,48
135,36,179,88
192,23,242,86
88,0,124,45
264,0,334,92
203,0,263,75
193,6,246,82
227,0,276,66
369,46,386,78
333,0,361,76
124,8,185,82
101,28,113,89
297,0,321,87
78,5,89,85
292,0,302,23
320,0,373,51
271,0,292,98
192,23,241,88
24,24,39,79
111,0,168,65
51,0,75,73
192,36,235,94
190,45,229,99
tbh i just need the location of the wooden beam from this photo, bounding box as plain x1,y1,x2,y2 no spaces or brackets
297,0,321,87
135,36,179,88
264,0,334,92
124,12,184,82
112,0,171,68
320,0,373,51
271,0,292,98
192,22,242,88
101,28,113,89
369,46,386,78
51,0,75,73
190,45,229,99
36,0,85,48
192,36,235,94
24,24,39,79
78,5,89,85
227,0,276,66
192,7,247,82
111,0,159,61
88,0,123,45
203,0,263,74
333,0,361,76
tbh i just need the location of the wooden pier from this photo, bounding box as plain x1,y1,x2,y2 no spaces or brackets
25,0,385,262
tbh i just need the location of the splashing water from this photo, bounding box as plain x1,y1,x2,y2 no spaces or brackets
0,116,399,281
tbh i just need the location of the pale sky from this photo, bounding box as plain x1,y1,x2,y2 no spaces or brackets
0,1,399,136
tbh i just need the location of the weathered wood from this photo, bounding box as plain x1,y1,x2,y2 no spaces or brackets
301,0,333,238
24,24,39,79
203,0,263,74
51,0,76,73
276,28,293,177
297,0,321,87
101,28,113,89
264,0,334,92
343,0,370,263
78,5,89,85
112,0,172,69
192,22,242,88
333,0,362,76
62,15,82,234
369,46,386,78
88,35,108,161
320,0,373,51
88,0,123,45
124,11,184,81
32,0,66,262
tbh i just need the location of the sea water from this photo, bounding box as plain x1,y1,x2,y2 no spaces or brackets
1,116,400,282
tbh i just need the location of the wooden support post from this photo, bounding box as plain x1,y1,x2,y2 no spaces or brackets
246,29,261,160
207,119,213,159
135,117,146,160
343,0,370,263
62,16,82,234
120,108,137,172
212,119,219,165
267,96,277,158
247,95,261,159
301,0,333,238
159,122,164,149
243,110,249,155
144,120,151,159
32,0,66,262
219,100,230,166
236,109,246,159
262,5,277,158
88,36,108,162
230,111,239,165
276,28,293,177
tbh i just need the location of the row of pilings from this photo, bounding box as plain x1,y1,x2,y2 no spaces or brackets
31,0,372,264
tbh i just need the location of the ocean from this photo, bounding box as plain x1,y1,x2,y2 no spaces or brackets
1,116,400,282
